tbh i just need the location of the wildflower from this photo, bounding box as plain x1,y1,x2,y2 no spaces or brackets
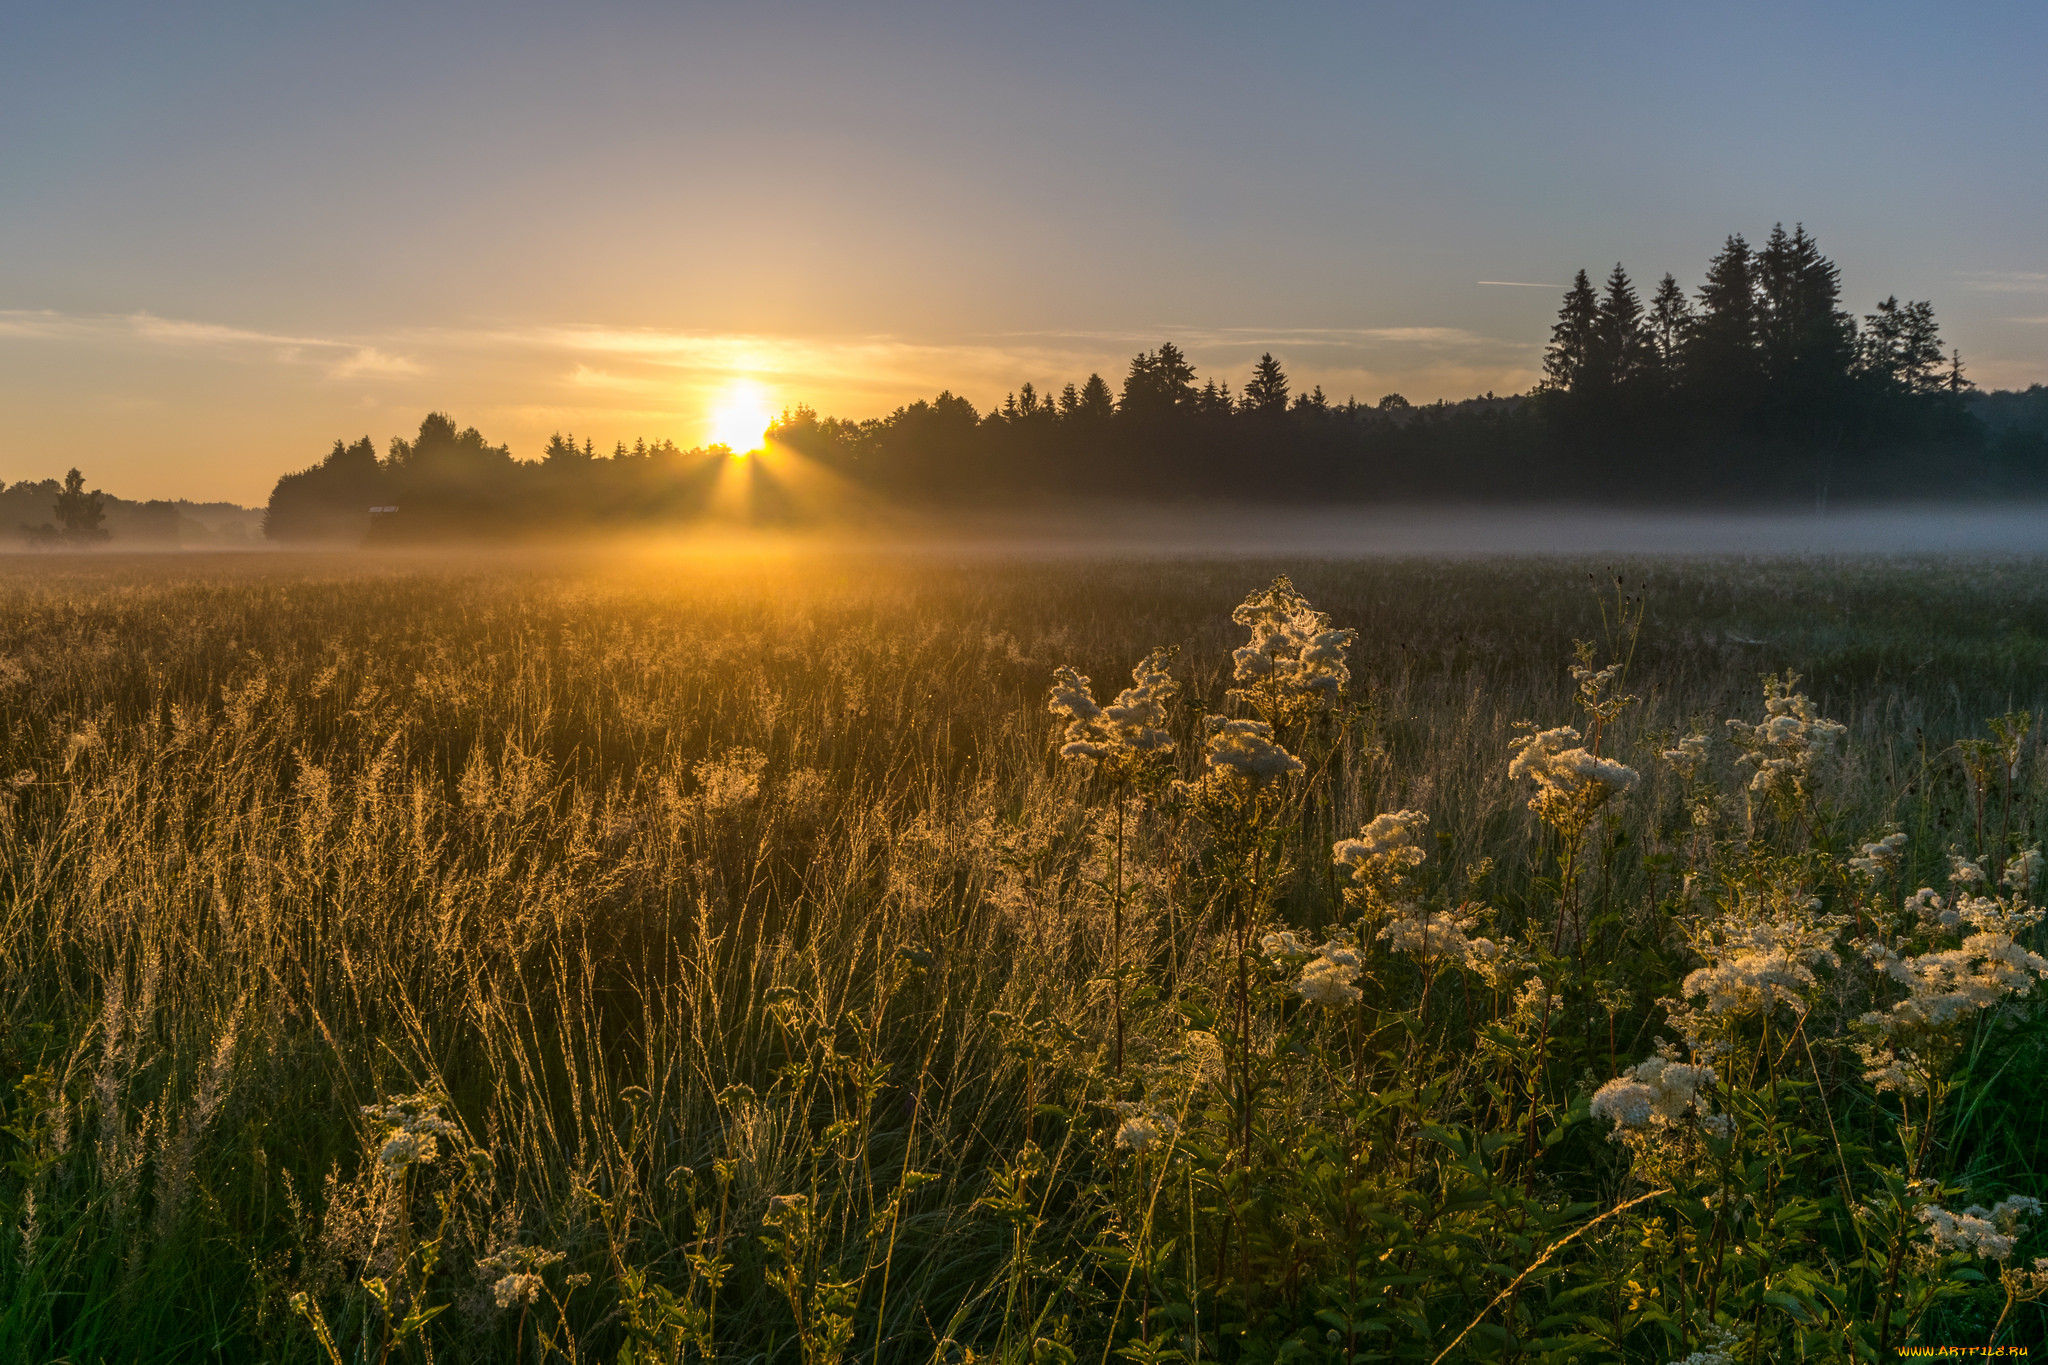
1296,950,1361,1006
1047,648,1178,766
1332,809,1429,888
1949,853,1987,886
476,1244,566,1309
1847,831,1908,880
1114,1112,1175,1152
1862,922,2048,1030
1259,929,1311,959
2005,847,2043,891
1907,886,1962,933
360,1093,458,1180
1508,726,1637,831
1316,939,1362,969
1201,717,1302,781
1378,900,1496,973
1723,674,1844,805
1669,1324,1745,1365
1662,733,1710,781
1590,1050,1716,1132
1682,949,1822,1018
1227,575,1356,721
1918,1196,2041,1261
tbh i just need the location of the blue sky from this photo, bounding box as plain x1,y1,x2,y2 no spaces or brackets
4,1,2044,500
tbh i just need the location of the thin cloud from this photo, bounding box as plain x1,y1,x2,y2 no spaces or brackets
1958,271,2048,295
0,308,425,380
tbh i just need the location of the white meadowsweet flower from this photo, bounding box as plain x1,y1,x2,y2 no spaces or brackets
1590,1050,1717,1133
1333,809,1429,888
1724,675,1845,804
1662,733,1711,780
1114,1112,1175,1153
1296,951,1362,1006
361,1093,459,1180
477,1245,566,1310
1048,649,1181,767
1508,726,1637,830
2004,847,2044,891
1847,831,1909,880
1227,575,1356,718
1919,1196,2041,1262
1202,717,1303,781
1260,929,1311,959
494,1273,544,1309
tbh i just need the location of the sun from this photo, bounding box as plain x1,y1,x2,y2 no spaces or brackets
707,380,773,455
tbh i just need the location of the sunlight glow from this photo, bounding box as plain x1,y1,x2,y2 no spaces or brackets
707,379,774,455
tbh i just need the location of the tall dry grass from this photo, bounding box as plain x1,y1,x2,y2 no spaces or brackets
0,549,2043,1361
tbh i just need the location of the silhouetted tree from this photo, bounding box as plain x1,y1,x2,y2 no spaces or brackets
1119,343,1197,414
1243,352,1290,415
1647,272,1694,369
54,468,109,545
1074,374,1115,421
1587,264,1656,389
1755,223,1856,425
1542,270,1600,392
1688,234,1760,412
1859,297,1946,394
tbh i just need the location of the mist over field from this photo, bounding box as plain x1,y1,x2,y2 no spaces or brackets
889,503,2048,558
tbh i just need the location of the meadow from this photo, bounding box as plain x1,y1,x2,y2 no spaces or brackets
1,548,2045,1363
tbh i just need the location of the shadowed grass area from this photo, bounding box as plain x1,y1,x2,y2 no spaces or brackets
0,549,2044,1361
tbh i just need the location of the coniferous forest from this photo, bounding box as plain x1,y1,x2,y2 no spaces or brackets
259,225,2048,542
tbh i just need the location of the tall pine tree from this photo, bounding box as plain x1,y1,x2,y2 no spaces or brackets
1542,269,1600,392
1242,353,1290,414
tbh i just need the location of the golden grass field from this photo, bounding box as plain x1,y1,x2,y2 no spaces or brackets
2,548,2045,1362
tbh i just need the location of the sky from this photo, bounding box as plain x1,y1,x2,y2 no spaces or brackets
3,0,2045,504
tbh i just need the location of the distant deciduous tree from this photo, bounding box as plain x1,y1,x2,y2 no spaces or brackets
54,468,108,545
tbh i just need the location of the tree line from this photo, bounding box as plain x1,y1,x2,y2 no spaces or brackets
261,224,2048,540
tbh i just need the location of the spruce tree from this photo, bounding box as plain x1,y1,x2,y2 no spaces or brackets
1242,352,1290,414
1075,374,1114,421
1588,263,1654,388
1542,269,1600,393
1687,234,1760,412
1648,273,1694,368
1755,223,1855,401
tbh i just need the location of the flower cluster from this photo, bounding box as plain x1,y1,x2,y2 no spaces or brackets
1201,717,1303,782
1861,898,2048,1031
1226,575,1356,723
1662,733,1711,781
1508,725,1638,832
1918,1196,2041,1262
1377,900,1510,978
477,1244,567,1309
1591,1050,1718,1132
1723,674,1846,805
1847,830,1909,881
1295,941,1362,1007
1046,647,1178,768
1332,809,1429,896
1676,888,1844,1027
1113,1108,1178,1153
361,1093,459,1180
